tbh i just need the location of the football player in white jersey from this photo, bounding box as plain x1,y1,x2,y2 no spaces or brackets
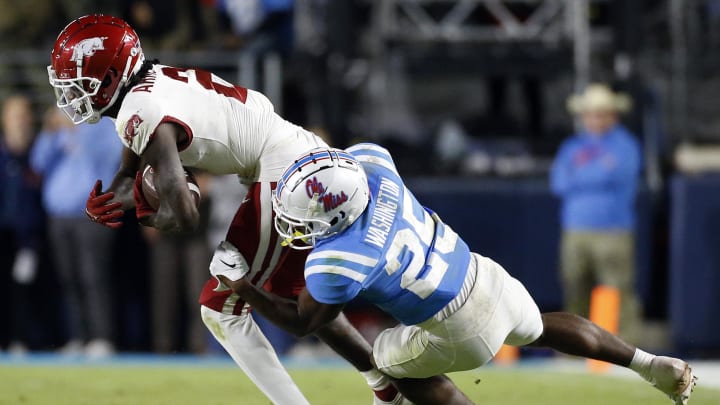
214,144,697,405
48,14,410,405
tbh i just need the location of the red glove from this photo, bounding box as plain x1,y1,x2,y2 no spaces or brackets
133,170,156,221
85,180,124,229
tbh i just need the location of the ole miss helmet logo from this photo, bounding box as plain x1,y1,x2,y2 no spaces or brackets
70,37,108,61
306,176,348,213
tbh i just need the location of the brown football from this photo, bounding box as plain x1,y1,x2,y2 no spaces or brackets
141,165,200,210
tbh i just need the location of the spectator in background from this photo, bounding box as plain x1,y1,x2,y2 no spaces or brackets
30,110,122,358
218,0,294,52
0,95,45,354
0,0,66,48
121,0,204,49
142,171,212,354
550,83,642,343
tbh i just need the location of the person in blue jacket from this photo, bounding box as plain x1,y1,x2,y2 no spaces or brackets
551,83,642,343
30,108,122,357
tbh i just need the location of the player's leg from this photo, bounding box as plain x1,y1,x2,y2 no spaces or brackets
529,312,633,364
200,303,310,405
530,312,696,405
489,251,696,405
370,322,473,405
199,182,310,404
493,252,635,365
490,247,696,405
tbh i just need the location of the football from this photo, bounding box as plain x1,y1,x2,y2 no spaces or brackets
141,165,201,210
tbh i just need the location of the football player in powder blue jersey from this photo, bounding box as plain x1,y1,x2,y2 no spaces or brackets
214,144,696,405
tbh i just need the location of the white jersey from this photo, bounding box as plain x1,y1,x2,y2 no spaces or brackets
115,64,326,183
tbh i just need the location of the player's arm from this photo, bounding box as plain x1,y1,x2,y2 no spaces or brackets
84,146,140,228
217,275,345,337
106,147,142,209
139,122,200,232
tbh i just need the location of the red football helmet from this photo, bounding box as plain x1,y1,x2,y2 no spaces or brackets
48,14,144,124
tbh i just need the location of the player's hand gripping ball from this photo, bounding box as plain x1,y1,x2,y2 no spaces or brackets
139,165,201,211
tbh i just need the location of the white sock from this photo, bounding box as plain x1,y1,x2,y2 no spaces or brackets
629,348,655,380
360,368,391,390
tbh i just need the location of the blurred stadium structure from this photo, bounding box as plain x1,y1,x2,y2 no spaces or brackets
1,0,719,357
0,1,708,149
0,1,711,155
0,0,712,185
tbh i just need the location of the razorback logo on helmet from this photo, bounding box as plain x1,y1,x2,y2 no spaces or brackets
70,36,108,62
306,177,348,212
123,114,143,146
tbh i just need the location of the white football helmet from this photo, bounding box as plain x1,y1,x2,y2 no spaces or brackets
272,148,370,250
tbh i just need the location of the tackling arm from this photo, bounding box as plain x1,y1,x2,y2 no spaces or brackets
217,275,345,337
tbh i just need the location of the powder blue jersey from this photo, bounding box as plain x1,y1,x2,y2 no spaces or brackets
305,143,470,325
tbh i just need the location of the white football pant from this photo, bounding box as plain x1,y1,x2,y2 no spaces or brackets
200,305,310,405
373,253,544,378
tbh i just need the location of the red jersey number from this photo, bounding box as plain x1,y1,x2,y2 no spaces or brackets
161,67,248,104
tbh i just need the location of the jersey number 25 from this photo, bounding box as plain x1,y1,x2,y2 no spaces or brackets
384,188,458,299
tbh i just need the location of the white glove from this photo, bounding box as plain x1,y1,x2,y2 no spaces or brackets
12,248,38,285
210,241,250,292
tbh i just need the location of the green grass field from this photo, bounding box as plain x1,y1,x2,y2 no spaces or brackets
0,365,715,405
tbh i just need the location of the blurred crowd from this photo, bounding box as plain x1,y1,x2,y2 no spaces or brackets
0,95,211,356
0,96,338,358
0,0,666,167
0,0,294,51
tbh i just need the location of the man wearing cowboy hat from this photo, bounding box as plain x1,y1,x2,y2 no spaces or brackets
550,83,643,344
